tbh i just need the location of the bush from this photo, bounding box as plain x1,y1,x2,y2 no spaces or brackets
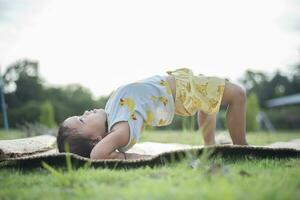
246,93,260,131
265,106,300,129
18,122,57,137
181,115,197,131
217,109,227,130
4,100,41,127
39,101,56,128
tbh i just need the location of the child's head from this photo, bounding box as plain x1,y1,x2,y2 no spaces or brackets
56,109,108,157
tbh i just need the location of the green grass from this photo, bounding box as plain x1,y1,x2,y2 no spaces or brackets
1,129,300,145
140,129,300,145
0,129,28,140
0,129,300,200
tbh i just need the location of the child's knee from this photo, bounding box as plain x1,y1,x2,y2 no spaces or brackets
221,82,246,105
234,85,246,103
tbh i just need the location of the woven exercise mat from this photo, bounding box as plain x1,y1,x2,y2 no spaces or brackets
0,135,300,169
0,135,56,159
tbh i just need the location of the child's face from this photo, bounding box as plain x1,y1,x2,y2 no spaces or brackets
63,109,108,141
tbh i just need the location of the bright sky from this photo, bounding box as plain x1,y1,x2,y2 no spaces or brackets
1,0,300,97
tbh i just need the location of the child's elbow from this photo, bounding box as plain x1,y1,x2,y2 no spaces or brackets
90,151,98,159
90,149,107,160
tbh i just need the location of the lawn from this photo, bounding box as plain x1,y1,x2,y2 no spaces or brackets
0,129,300,200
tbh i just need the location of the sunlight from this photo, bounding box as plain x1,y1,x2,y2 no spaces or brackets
1,0,299,97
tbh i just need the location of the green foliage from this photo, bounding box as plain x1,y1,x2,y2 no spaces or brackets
1,130,300,200
166,115,186,130
240,67,300,108
43,85,108,125
2,59,109,127
2,158,300,200
217,109,227,130
7,100,41,126
2,58,300,130
41,142,92,188
3,59,44,108
182,115,197,132
39,101,56,128
239,67,300,130
264,106,300,129
246,93,260,132
239,70,270,108
0,129,26,139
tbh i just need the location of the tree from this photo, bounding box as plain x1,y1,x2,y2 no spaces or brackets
246,93,260,132
44,84,106,124
239,70,271,108
3,59,44,108
274,72,291,96
291,64,300,94
39,101,56,128
6,100,41,127
239,69,300,108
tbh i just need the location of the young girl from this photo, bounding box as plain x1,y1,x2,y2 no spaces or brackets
57,68,248,159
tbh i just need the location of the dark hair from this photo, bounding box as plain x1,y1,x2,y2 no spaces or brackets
56,124,97,158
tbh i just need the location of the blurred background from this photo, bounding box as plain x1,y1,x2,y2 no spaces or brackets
0,0,300,136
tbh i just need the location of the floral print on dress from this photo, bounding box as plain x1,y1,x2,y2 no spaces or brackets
167,68,225,115
151,95,169,106
105,75,175,152
146,110,155,125
160,80,172,95
119,97,137,120
159,96,168,106
128,138,136,149
158,118,167,126
196,82,208,95
218,85,225,95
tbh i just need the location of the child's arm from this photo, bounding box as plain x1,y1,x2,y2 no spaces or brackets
90,121,129,159
197,111,217,145
90,122,151,160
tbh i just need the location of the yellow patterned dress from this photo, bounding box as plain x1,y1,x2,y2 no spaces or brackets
167,68,225,116
105,75,175,152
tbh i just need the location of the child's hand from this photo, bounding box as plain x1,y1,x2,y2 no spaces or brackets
90,122,130,159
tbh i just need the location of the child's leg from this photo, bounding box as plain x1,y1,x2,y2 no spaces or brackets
197,111,217,145
221,81,248,145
